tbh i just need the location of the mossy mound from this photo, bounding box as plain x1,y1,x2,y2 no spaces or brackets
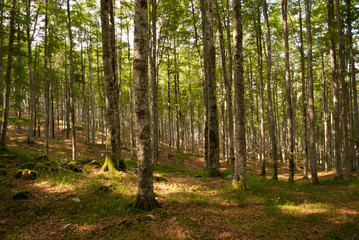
84,164,97,172
13,190,30,200
153,173,168,182
0,163,6,168
22,169,38,180
0,168,7,176
14,169,38,180
67,161,82,173
17,162,35,170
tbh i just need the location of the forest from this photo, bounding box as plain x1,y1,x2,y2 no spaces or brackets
0,0,358,239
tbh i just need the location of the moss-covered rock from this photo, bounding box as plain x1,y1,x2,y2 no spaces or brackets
0,168,7,176
153,173,168,182
12,190,30,200
22,169,38,180
0,163,6,168
15,169,24,179
89,160,101,167
67,161,82,173
17,162,35,170
83,164,97,172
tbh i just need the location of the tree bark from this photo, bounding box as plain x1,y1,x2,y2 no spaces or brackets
66,0,76,161
262,0,278,180
133,0,158,210
327,0,342,179
281,0,294,182
233,0,246,189
305,0,319,184
100,0,123,172
0,0,16,147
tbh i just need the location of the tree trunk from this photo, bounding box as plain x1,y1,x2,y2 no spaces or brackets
133,0,158,210
167,53,172,157
262,0,278,180
346,0,359,178
127,26,135,159
150,0,159,163
327,0,342,179
305,0,319,184
233,0,246,189
203,0,220,176
336,0,350,179
100,0,123,172
0,0,16,147
67,0,76,161
281,0,294,182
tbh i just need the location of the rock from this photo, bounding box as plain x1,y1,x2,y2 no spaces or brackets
71,197,81,203
0,168,7,176
145,214,156,220
62,223,76,232
13,190,30,200
17,162,35,170
22,169,38,180
153,173,168,182
89,160,101,167
34,162,58,172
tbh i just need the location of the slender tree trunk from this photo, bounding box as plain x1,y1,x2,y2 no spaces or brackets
298,0,308,178
67,0,76,161
150,0,159,163
335,0,350,179
322,51,330,172
127,26,135,159
87,40,95,144
167,53,172,157
233,0,246,189
262,0,278,180
133,0,158,210
305,0,319,184
281,0,294,182
44,0,51,154
327,0,342,179
254,5,265,177
188,63,194,154
346,0,359,178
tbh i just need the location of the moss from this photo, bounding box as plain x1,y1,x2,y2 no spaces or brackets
190,185,200,191
0,163,6,168
15,169,24,179
83,164,97,172
153,173,168,182
34,162,58,172
0,168,7,176
67,161,82,172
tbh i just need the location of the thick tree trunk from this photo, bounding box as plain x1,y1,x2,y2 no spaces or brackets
0,0,16,147
203,0,220,176
100,0,123,172
133,0,158,210
67,0,76,161
262,0,278,180
327,0,342,179
281,0,294,182
336,0,350,179
233,0,246,189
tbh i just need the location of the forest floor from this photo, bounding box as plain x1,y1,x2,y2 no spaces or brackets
0,126,359,239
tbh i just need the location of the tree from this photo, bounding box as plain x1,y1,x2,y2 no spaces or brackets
133,0,158,210
202,0,220,176
233,0,246,189
0,0,16,148
44,0,50,156
100,0,123,172
262,0,278,180
281,0,294,182
305,0,319,184
66,0,76,161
